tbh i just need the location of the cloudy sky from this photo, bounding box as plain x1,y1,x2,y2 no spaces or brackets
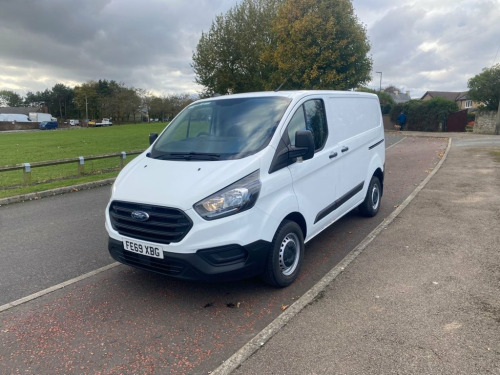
1,0,499,99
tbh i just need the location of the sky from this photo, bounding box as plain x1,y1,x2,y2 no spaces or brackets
0,0,499,100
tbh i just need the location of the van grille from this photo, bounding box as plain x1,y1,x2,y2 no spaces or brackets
109,201,192,244
110,245,186,276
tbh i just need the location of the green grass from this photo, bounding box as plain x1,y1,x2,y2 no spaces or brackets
0,123,168,198
490,150,500,163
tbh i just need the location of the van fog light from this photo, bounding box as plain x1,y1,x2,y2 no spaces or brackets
195,171,261,220
198,245,248,265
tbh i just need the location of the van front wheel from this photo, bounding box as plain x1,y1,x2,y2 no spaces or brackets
262,220,304,288
359,176,381,217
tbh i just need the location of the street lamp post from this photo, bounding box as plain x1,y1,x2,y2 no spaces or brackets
376,71,382,91
85,95,88,125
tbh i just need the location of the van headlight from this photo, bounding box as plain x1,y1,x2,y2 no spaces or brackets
194,170,261,220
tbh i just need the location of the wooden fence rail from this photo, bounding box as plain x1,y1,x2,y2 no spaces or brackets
0,150,144,185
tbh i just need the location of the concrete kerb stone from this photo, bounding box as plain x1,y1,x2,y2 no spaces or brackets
0,178,115,206
211,137,453,375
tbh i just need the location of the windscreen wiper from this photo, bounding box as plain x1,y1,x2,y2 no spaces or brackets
150,152,221,161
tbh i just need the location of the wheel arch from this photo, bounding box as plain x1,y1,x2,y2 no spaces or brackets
282,212,307,240
373,167,384,196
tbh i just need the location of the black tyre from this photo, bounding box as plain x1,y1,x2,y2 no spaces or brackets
262,220,304,288
359,176,381,217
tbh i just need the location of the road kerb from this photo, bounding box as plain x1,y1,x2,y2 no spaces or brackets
0,178,115,206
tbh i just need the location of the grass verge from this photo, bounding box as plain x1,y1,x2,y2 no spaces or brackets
490,150,500,163
0,123,167,198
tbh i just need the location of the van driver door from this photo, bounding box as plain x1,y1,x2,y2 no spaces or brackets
285,98,341,241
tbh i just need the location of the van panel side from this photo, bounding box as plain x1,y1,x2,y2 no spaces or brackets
325,96,381,144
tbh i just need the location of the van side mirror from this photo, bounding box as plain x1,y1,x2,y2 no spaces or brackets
149,132,158,145
289,130,314,160
268,130,315,174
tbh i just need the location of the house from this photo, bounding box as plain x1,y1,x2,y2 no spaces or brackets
383,86,411,103
420,91,478,110
0,106,41,116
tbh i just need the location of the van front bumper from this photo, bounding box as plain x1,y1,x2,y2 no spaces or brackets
108,237,271,282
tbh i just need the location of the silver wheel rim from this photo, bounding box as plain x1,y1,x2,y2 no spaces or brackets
279,233,300,276
371,183,380,211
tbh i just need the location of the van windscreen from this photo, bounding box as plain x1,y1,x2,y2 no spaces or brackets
149,96,291,161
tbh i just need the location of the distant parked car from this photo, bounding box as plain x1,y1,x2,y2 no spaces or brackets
39,121,58,130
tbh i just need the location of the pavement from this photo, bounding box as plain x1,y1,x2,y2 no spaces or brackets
213,132,500,375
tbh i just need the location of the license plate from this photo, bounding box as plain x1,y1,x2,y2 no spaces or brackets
123,238,164,259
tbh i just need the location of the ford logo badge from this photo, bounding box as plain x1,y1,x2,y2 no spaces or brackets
131,211,150,222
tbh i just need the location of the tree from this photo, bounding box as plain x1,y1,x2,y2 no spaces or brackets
193,0,372,94
74,82,98,121
51,83,74,119
0,90,23,107
112,87,141,122
267,0,372,90
468,64,500,111
192,0,282,96
24,92,45,109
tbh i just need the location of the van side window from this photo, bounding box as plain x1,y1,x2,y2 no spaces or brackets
287,99,328,151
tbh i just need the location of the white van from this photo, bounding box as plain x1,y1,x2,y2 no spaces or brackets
105,91,385,287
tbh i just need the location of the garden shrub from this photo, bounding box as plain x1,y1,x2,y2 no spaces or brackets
390,97,459,132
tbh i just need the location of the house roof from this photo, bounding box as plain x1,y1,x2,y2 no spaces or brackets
389,91,411,103
382,87,411,103
421,91,469,101
0,107,41,115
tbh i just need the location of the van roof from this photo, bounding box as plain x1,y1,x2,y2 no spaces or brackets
197,90,377,102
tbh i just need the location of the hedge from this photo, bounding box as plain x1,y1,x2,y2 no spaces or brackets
390,97,459,132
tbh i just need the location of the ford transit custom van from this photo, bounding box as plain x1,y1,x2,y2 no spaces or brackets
105,91,385,287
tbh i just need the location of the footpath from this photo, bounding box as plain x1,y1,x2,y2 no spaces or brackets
217,133,500,374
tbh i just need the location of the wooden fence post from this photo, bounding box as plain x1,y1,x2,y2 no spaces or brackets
78,156,85,175
120,152,126,169
23,163,31,185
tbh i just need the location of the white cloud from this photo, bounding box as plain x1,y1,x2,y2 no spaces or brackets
356,0,500,97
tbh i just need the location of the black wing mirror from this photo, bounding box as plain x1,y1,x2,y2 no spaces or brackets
289,130,314,160
149,132,158,145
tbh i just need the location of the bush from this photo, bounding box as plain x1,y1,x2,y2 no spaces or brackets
390,98,459,132
381,103,392,115
467,112,476,123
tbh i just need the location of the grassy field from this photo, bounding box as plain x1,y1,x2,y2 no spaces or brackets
491,150,500,162
0,123,168,198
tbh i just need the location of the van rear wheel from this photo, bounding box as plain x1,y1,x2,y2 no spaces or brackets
359,176,381,217
262,220,304,288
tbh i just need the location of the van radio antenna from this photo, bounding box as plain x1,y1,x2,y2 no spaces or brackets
274,76,289,92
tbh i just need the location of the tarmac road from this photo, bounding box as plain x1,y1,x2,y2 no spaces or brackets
0,133,404,306
0,133,450,374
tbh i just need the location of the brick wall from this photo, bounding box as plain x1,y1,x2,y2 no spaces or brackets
383,115,396,131
0,121,39,131
0,121,69,131
474,110,500,135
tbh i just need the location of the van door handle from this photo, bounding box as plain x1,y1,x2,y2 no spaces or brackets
341,146,349,153
329,152,338,159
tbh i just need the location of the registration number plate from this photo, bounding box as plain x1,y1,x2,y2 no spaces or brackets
123,238,164,259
